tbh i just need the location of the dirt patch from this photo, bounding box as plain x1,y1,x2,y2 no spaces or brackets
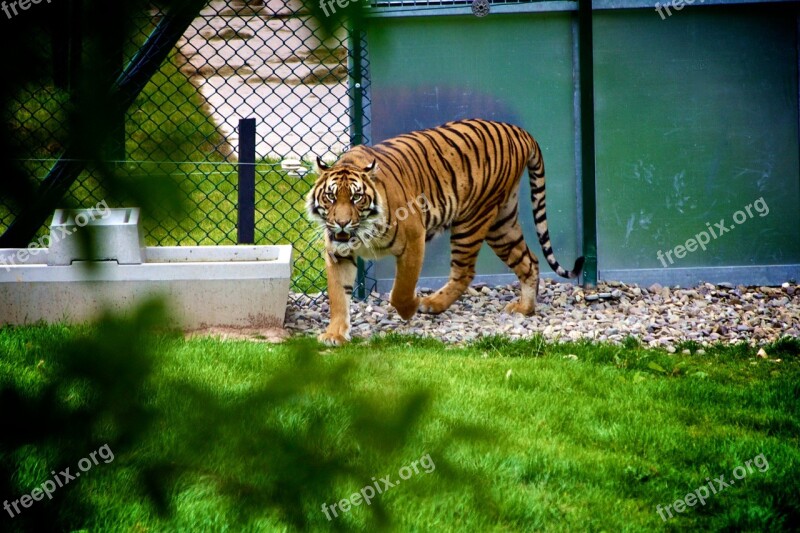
185,325,289,343
209,27,255,41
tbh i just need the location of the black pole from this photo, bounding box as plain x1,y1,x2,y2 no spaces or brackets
237,118,256,245
0,0,205,248
578,0,598,287
52,0,83,92
349,24,367,300
106,4,126,163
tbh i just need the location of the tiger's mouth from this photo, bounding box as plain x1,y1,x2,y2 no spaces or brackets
331,231,352,242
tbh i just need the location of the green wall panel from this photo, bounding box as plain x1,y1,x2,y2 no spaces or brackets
594,6,800,272
366,13,580,286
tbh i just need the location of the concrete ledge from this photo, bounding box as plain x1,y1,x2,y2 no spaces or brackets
599,264,800,288
0,245,293,328
373,264,800,293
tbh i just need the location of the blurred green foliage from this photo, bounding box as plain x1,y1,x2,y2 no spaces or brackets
0,308,490,531
0,1,463,531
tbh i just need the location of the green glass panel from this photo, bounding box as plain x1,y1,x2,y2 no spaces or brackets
594,6,800,271
366,13,579,284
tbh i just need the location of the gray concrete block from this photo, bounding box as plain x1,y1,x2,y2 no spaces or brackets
48,207,146,266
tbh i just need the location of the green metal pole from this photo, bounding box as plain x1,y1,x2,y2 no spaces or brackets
348,22,368,300
578,0,598,287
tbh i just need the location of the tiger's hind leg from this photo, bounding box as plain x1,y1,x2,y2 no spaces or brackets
418,211,498,314
486,204,540,316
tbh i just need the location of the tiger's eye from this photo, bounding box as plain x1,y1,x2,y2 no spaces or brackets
352,193,363,203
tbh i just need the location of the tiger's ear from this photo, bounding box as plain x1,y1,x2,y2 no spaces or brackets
316,156,330,171
364,160,377,173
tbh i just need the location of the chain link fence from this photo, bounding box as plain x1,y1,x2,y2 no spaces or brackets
2,0,373,296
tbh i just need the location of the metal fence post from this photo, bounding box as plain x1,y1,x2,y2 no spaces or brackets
578,0,598,288
349,23,367,300
237,118,256,244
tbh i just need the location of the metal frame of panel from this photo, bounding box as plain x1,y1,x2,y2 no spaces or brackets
359,0,800,293
363,5,585,292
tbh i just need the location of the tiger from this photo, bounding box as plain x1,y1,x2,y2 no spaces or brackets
307,118,584,345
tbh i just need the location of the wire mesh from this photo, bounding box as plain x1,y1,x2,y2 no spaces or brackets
2,0,365,297
369,0,543,7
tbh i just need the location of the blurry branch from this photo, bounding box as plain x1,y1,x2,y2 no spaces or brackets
0,301,169,532
1,325,492,531
0,1,493,530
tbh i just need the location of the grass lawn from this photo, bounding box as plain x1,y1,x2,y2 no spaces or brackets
1,321,798,532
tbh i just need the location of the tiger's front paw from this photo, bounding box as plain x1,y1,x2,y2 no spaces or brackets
391,296,419,320
318,328,351,346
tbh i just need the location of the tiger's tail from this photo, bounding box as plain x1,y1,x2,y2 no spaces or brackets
527,138,584,279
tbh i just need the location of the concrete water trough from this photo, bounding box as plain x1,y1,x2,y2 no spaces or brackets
0,208,293,328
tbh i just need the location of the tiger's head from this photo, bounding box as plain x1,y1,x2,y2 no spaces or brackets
306,156,384,249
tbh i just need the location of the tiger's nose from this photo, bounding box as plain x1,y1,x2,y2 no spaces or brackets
333,220,352,234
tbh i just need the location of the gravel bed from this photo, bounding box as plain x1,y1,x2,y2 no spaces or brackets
285,280,800,348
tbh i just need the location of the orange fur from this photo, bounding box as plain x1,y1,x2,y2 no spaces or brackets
307,119,583,345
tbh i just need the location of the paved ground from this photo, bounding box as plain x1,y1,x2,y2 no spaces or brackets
177,0,349,160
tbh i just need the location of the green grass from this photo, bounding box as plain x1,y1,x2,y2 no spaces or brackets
126,49,228,163
2,325,798,532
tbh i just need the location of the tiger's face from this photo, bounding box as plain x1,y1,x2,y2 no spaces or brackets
307,157,383,248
